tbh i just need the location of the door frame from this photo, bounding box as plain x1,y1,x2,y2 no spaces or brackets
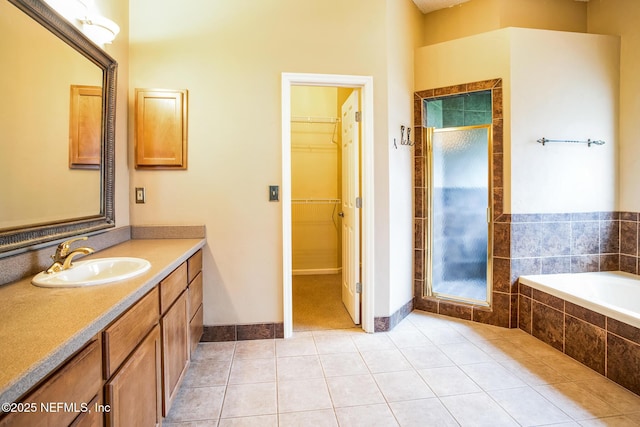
281,72,375,337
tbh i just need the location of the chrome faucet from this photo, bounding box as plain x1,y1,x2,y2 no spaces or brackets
45,237,95,274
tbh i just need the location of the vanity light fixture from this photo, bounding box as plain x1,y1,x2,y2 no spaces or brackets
44,0,120,45
80,14,120,45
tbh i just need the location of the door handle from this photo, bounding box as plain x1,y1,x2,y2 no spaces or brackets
338,212,345,217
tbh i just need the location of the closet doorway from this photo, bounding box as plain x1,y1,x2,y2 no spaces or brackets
290,86,357,332
281,73,375,338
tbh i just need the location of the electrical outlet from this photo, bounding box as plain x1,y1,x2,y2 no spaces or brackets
135,187,146,204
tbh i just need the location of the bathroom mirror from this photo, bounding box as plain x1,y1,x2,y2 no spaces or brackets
0,0,116,255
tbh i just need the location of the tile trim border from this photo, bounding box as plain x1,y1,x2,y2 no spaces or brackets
202,323,285,341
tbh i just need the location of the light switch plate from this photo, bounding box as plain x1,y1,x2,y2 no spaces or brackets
135,187,146,204
269,185,279,202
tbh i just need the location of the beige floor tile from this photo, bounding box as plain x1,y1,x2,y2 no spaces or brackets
400,345,454,369
440,392,519,426
351,333,396,352
228,357,276,384
182,359,231,387
460,361,527,391
489,386,573,425
334,403,399,427
540,353,603,381
278,409,339,427
319,352,369,377
506,334,563,358
165,385,226,422
277,378,333,413
389,398,459,427
535,382,622,420
313,334,358,354
578,416,640,426
499,357,571,386
163,421,219,427
437,341,494,365
233,340,274,360
386,329,433,348
326,374,385,407
221,382,277,418
360,348,413,373
417,325,468,345
276,355,323,381
373,370,434,402
418,365,482,396
217,415,278,426
191,341,236,362
574,378,640,414
276,336,317,357
474,338,534,362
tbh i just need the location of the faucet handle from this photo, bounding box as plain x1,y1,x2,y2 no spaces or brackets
54,236,88,259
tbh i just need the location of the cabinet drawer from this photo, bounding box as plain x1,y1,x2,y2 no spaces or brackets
104,287,159,378
187,250,202,283
160,263,187,314
189,304,204,356
0,338,102,427
188,271,202,321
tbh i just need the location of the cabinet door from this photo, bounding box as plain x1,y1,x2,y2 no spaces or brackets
105,325,161,427
161,291,189,416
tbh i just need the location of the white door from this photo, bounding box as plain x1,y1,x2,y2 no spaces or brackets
341,90,360,324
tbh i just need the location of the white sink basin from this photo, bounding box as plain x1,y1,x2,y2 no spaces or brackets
32,257,151,288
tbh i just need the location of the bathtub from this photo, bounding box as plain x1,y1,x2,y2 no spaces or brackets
518,271,640,396
519,271,640,329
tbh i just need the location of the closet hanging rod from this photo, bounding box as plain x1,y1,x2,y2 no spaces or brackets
292,198,341,204
291,116,340,124
537,137,605,147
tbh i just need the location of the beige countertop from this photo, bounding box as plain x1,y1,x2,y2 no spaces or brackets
0,238,206,406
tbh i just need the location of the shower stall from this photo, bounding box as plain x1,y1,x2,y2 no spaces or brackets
424,91,493,305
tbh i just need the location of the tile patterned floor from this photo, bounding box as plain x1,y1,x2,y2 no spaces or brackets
164,311,640,426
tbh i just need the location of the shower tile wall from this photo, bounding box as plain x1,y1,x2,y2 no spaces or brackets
425,91,492,129
413,79,640,331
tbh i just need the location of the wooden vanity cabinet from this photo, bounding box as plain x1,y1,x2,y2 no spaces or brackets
103,287,161,427
0,336,103,427
187,250,203,355
159,263,189,416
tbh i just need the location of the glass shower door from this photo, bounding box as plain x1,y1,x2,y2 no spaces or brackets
427,125,492,305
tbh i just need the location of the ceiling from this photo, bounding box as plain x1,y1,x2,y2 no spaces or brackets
411,0,471,14
411,0,589,14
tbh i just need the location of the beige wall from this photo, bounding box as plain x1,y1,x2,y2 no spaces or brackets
509,28,619,213
422,0,586,45
415,28,619,214
129,0,421,325
588,0,640,212
385,0,424,315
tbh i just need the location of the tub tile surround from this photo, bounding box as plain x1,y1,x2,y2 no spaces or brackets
519,282,640,396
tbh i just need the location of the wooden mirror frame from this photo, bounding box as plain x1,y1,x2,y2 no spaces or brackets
0,0,116,255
